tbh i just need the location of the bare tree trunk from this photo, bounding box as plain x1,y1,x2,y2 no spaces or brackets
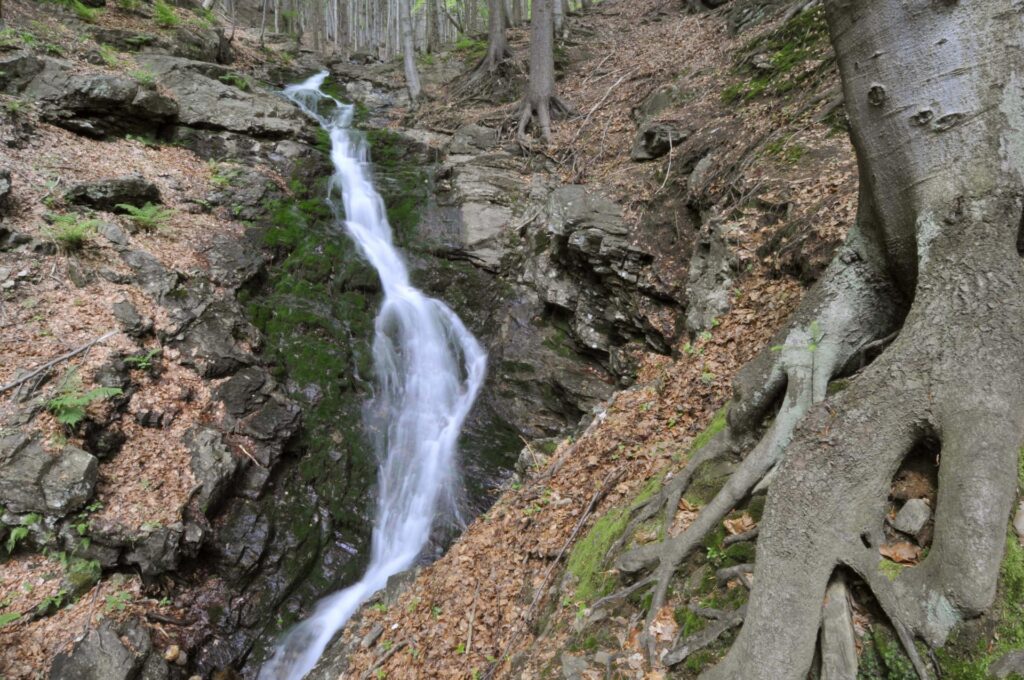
517,0,569,141
399,0,421,103
552,0,563,34
476,0,510,71
259,0,269,47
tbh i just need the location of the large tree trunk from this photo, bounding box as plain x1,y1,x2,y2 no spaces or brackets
517,0,569,142
694,2,1024,677
601,1,1024,677
399,0,421,104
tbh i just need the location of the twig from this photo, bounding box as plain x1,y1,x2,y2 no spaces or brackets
656,133,674,194
237,444,266,469
466,581,480,655
486,467,625,679
569,69,636,146
0,331,117,396
145,611,193,627
360,639,408,680
722,527,759,547
512,207,544,234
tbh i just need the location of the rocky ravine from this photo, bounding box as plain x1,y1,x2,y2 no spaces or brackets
0,4,704,677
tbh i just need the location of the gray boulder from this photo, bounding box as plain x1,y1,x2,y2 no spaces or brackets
891,498,931,537
27,61,178,138
65,174,161,211
137,55,308,139
186,427,239,513
49,622,140,680
0,169,11,213
630,123,690,161
0,434,97,515
0,51,45,94
124,524,183,575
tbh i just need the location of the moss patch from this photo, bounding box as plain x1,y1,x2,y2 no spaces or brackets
566,475,664,604
721,6,831,104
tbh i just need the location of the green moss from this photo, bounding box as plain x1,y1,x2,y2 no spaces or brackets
364,128,428,246
688,406,728,456
675,607,707,637
878,559,904,582
827,378,851,395
566,475,664,604
858,628,918,680
684,649,718,674
720,5,830,105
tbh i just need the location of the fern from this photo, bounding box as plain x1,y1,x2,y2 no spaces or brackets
46,368,122,428
153,0,180,27
46,214,100,252
115,202,173,231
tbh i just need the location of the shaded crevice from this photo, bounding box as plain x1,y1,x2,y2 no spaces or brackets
1016,205,1024,256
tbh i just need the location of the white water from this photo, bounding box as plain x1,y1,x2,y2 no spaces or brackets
259,72,487,680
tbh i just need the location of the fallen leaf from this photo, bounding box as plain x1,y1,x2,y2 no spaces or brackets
880,542,921,564
723,513,756,535
648,606,678,642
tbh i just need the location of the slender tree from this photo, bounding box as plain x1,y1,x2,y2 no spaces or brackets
463,0,511,82
398,0,421,103
517,0,569,141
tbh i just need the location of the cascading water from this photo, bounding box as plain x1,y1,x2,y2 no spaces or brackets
260,72,487,680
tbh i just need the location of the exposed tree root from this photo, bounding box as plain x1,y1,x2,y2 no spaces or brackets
517,94,572,144
663,605,746,667
600,232,903,659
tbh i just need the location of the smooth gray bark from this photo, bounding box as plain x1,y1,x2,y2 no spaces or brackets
697,1,1024,677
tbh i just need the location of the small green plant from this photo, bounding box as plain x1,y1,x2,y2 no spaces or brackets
153,0,180,27
0,28,38,49
116,0,141,9
46,213,101,252
130,69,157,88
124,349,160,371
4,99,24,115
125,134,160,148
381,640,393,652
97,43,120,67
455,642,466,655
370,602,387,613
58,0,100,23
116,202,173,231
5,526,29,554
218,73,251,91
36,589,68,615
47,367,123,428
0,612,20,627
104,590,132,612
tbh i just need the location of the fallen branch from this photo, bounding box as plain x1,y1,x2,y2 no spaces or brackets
0,331,117,396
486,466,625,679
360,639,408,680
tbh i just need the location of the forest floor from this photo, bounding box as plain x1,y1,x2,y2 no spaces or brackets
334,1,862,678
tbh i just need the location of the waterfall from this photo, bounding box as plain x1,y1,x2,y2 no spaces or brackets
259,72,487,680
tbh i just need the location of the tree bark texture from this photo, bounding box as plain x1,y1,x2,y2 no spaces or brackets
697,2,1024,677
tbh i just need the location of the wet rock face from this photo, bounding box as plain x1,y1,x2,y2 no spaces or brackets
0,433,97,516
65,174,161,211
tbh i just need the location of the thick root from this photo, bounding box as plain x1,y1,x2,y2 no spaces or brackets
517,94,571,143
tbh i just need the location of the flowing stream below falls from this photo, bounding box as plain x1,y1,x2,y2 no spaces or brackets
259,72,488,680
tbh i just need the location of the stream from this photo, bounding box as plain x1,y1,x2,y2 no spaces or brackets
258,72,488,680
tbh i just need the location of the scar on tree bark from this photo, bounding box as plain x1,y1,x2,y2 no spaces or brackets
597,2,1024,678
